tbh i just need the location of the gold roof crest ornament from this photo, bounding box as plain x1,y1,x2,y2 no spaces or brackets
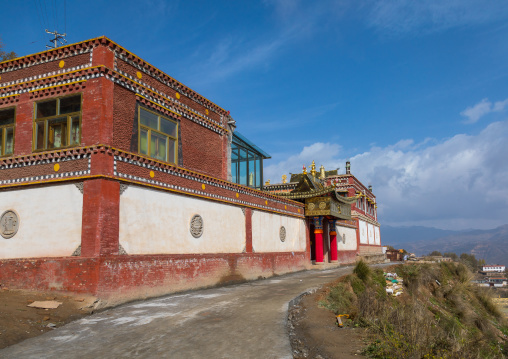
319,165,325,180
282,174,287,184
311,160,316,177
265,179,270,185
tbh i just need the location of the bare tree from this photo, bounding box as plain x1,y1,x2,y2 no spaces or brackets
0,37,17,61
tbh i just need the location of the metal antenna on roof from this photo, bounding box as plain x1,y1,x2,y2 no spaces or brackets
45,29,67,49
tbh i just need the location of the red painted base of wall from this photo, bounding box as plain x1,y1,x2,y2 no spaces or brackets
336,250,358,265
0,252,309,306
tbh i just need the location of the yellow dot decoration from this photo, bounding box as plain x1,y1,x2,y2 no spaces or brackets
298,209,300,213
59,60,65,68
236,193,239,198
205,109,209,115
149,171,155,178
265,200,268,205
175,92,180,99
136,71,142,79
285,205,287,209
0,75,2,81
53,163,60,172
201,184,206,190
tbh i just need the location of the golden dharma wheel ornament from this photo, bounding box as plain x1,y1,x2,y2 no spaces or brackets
136,71,142,79
59,60,65,68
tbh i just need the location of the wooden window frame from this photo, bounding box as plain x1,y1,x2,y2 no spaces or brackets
33,94,83,152
0,106,16,157
138,106,178,164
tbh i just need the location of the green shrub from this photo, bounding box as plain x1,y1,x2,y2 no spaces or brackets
353,260,371,282
325,282,355,315
347,274,366,295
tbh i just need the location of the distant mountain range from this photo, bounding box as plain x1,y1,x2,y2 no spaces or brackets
382,224,508,266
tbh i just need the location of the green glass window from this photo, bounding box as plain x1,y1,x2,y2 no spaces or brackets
230,132,270,189
0,107,15,156
138,107,178,163
34,94,82,151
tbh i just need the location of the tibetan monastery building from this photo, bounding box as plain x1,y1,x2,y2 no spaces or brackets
264,160,384,264
0,36,383,305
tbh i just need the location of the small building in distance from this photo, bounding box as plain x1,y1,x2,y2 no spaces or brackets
481,265,506,273
386,249,404,262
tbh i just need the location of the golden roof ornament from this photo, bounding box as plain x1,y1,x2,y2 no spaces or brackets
265,179,270,185
311,160,316,177
282,174,287,184
319,165,325,179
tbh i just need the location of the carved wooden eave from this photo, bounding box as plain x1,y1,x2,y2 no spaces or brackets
304,196,352,220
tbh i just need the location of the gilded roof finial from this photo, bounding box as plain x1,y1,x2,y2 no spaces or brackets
319,165,325,179
282,174,287,184
311,160,316,177
265,179,270,185
302,165,307,174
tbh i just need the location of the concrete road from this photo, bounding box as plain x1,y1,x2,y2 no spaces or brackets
0,265,387,359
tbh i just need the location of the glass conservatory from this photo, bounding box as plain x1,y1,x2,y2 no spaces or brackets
231,132,271,189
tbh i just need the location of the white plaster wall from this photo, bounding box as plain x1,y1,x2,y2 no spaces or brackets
119,186,246,254
251,210,306,252
368,223,375,244
374,226,381,245
359,220,368,244
0,184,83,259
335,226,357,251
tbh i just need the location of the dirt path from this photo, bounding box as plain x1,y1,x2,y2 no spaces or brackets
288,286,369,358
0,288,97,349
1,265,390,358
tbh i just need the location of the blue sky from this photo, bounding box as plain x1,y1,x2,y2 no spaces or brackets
2,0,508,230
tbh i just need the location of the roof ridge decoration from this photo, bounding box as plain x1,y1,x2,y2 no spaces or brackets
0,36,229,118
0,144,302,206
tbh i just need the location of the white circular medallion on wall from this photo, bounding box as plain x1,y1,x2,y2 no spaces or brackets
190,214,204,238
0,210,20,239
280,226,286,242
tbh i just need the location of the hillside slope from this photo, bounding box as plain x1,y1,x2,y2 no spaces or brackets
382,224,508,265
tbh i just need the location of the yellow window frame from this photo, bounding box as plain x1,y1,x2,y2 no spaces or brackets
33,94,83,152
138,106,178,164
0,106,16,157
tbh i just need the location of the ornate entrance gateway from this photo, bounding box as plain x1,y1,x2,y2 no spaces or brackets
265,162,357,264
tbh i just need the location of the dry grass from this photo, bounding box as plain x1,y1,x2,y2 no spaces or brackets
323,261,508,358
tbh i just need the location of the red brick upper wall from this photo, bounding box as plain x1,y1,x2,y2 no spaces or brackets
0,36,229,120
0,52,91,85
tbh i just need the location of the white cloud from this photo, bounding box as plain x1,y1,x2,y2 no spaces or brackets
264,121,508,230
366,0,508,34
461,98,492,123
461,97,508,123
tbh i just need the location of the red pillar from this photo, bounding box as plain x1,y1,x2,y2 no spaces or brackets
80,178,120,257
329,220,338,262
315,230,324,263
313,217,324,264
245,208,253,253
